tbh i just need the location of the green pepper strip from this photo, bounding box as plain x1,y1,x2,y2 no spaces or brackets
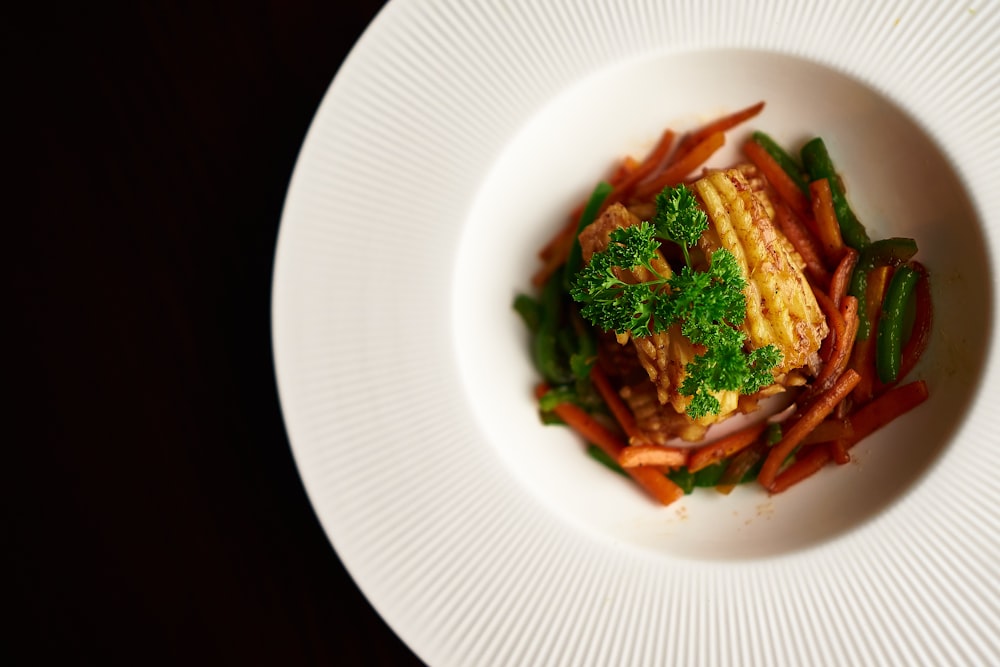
693,461,727,487
533,274,574,384
512,293,542,334
800,137,871,250
876,264,920,384
848,238,919,339
751,131,809,195
563,181,614,291
668,467,695,494
587,444,628,477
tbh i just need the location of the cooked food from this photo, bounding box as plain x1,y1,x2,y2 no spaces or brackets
515,102,933,505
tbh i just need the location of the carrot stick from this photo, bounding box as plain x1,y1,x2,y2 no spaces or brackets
844,380,930,448
687,421,768,473
536,132,675,276
634,131,726,199
758,369,861,490
769,446,833,494
810,178,847,265
535,384,624,459
770,380,929,493
627,466,687,506
772,201,831,287
812,296,859,396
799,418,854,446
673,101,765,160
828,439,851,465
590,365,654,447
618,445,688,469
852,265,894,403
813,286,846,364
601,129,676,209
536,383,685,505
829,248,859,308
743,139,812,221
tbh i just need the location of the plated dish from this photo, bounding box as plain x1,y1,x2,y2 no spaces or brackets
516,102,933,506
272,1,999,665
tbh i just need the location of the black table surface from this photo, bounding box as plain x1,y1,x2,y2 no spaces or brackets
11,3,426,664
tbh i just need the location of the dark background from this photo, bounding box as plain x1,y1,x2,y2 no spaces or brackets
10,2,425,664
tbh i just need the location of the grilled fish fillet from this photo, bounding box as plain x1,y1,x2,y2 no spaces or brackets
693,169,828,378
578,171,828,441
578,203,739,435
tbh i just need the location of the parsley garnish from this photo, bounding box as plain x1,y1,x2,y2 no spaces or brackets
570,185,782,419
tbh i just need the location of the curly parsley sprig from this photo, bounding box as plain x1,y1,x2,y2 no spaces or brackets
570,185,782,419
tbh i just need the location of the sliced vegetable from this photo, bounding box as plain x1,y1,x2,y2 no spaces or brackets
618,445,688,469
800,137,870,250
750,131,809,194
532,275,573,384
512,293,542,333
687,421,767,473
896,263,933,384
769,446,832,494
758,369,861,490
743,139,811,221
876,264,921,384
668,467,696,495
848,237,919,339
809,178,847,264
693,461,727,487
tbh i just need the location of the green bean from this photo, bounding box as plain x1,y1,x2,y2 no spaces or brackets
693,461,727,487
848,238,919,339
751,131,809,195
801,137,871,250
876,265,920,384
533,275,573,384
538,385,580,412
668,467,696,494
512,293,542,333
563,181,614,290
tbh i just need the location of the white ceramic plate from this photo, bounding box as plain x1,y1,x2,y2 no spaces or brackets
272,1,1000,664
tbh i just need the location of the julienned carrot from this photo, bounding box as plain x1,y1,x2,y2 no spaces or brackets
535,384,623,459
829,248,859,308
813,286,845,364
896,263,933,385
812,296,859,397
743,139,812,221
810,178,847,265
772,201,832,287
829,439,851,465
536,383,685,505
687,421,768,473
769,446,832,494
852,265,895,403
618,445,687,469
843,380,930,448
590,365,653,447
673,101,765,160
634,131,726,199
601,129,676,210
628,466,687,505
799,418,854,446
758,369,861,490
768,381,928,494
